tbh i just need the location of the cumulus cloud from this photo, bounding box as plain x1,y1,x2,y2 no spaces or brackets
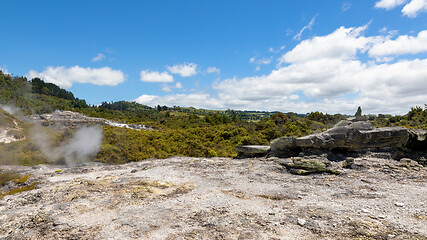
92,53,106,62
166,63,198,77
134,25,427,115
140,70,174,83
282,24,377,64
369,30,427,58
375,0,408,10
207,67,220,74
293,15,318,41
26,66,126,89
375,0,427,17
402,0,427,17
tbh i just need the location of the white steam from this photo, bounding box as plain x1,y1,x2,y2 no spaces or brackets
0,104,20,115
31,126,103,166
63,127,103,166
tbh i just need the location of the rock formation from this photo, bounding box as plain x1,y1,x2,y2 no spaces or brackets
25,110,154,131
236,118,427,164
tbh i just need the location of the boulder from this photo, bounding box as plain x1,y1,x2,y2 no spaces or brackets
235,145,270,158
406,129,427,150
278,157,340,175
270,137,301,156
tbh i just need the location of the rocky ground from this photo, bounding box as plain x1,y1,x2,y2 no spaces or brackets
0,154,426,240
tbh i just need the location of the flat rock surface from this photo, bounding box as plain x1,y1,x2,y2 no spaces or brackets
1,155,426,239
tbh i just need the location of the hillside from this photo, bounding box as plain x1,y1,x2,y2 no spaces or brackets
1,72,427,239
0,108,26,144
0,70,426,166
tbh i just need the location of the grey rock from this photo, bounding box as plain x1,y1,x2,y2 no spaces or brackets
297,218,306,226
270,137,297,152
235,145,270,158
343,157,355,169
334,120,352,127
348,121,375,131
274,158,293,166
270,124,413,157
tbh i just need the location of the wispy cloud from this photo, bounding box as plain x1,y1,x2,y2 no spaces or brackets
293,15,319,41
269,46,285,53
342,2,352,11
161,82,183,92
207,67,220,74
250,56,273,71
92,53,106,62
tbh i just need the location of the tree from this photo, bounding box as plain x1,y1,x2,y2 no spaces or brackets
355,106,362,117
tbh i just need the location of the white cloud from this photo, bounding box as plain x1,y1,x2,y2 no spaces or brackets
375,0,407,10
293,15,318,41
0,66,9,75
369,30,427,58
402,0,427,17
175,82,183,88
26,66,126,89
375,0,427,17
342,2,352,12
250,57,272,65
161,84,172,92
282,24,377,64
92,53,106,62
207,67,220,74
134,25,427,115
135,93,224,109
161,82,183,92
250,56,273,71
269,46,285,54
166,63,198,77
140,70,174,83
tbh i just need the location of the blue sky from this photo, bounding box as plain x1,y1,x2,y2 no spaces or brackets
1,0,427,114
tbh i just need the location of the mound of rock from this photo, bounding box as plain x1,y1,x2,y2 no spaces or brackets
25,110,154,131
236,119,427,164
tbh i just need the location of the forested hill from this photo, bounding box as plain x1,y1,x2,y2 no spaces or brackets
0,71,88,114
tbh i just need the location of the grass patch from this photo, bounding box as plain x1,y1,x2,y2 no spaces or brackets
0,171,22,186
0,182,39,199
12,174,31,184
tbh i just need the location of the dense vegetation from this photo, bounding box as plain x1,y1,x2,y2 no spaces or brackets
0,70,426,165
0,71,87,114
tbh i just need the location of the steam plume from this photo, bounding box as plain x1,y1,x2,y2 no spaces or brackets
30,126,103,166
